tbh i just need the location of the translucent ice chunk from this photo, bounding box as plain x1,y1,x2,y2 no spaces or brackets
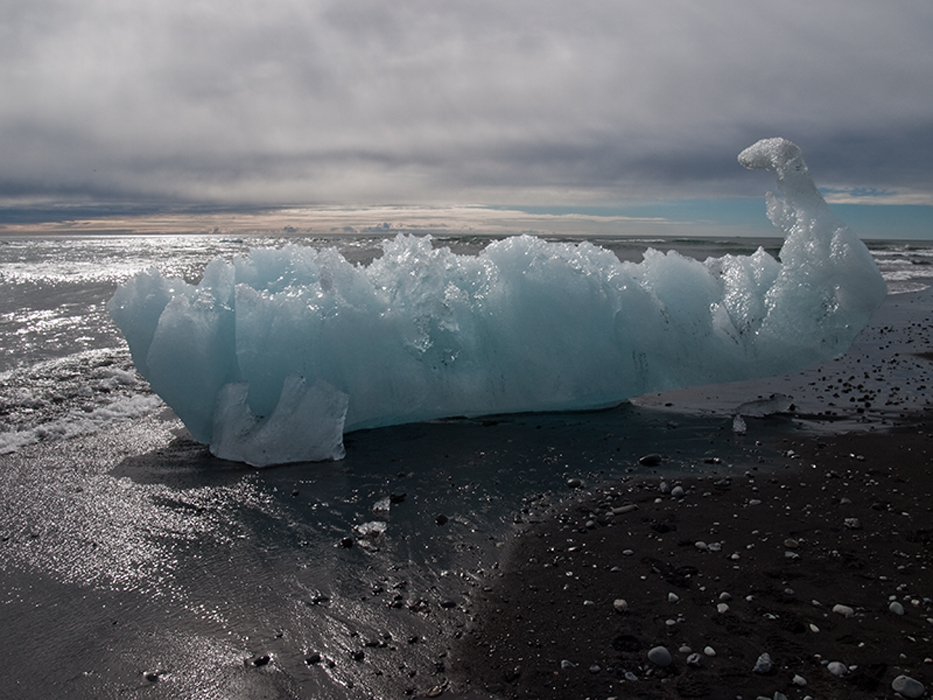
109,139,886,466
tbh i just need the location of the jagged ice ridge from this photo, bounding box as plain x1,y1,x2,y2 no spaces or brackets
109,139,887,466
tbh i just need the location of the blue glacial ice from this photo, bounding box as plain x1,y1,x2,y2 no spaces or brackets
109,139,887,466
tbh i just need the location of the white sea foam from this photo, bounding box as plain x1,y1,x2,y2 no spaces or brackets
109,139,887,466
0,394,162,455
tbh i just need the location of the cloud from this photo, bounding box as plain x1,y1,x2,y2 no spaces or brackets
2,0,932,212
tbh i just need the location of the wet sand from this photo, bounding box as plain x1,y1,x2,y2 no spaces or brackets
452,423,933,699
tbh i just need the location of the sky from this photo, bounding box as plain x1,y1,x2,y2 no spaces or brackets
2,0,933,238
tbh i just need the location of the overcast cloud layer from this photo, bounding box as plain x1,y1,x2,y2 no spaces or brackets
2,0,933,213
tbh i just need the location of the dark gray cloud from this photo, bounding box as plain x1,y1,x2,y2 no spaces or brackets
2,0,932,213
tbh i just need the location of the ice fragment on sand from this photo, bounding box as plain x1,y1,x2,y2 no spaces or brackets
109,139,886,465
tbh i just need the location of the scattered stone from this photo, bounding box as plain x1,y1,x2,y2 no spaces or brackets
566,478,584,489
659,480,671,494
717,603,730,613
844,517,862,530
753,652,773,674
748,499,762,506
719,592,732,601
612,504,638,515
792,674,807,686
784,538,799,548
695,541,709,551
890,601,906,615
686,653,702,667
826,661,848,677
560,659,576,669
613,598,629,612
589,664,601,674
668,592,679,603
832,604,855,618
703,646,716,657
671,485,686,499
647,646,672,667
640,454,662,466
892,675,926,698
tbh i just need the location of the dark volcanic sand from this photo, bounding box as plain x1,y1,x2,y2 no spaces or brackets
451,422,933,699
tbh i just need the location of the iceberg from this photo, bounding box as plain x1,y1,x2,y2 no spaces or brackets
109,139,886,466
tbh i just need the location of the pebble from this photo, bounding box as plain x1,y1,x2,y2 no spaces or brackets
566,478,583,489
748,498,762,506
686,652,702,667
560,659,576,669
719,592,732,601
640,454,662,466
613,504,638,515
844,517,862,530
695,541,709,551
668,592,680,603
613,598,629,612
647,646,672,667
792,674,807,686
832,604,855,618
703,646,716,657
892,675,926,698
827,661,848,677
659,480,671,494
717,603,730,613
890,601,906,615
671,485,686,499
753,652,773,674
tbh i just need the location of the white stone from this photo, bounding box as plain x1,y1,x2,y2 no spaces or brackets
892,675,926,698
890,601,905,615
613,598,629,613
832,604,855,618
827,661,848,677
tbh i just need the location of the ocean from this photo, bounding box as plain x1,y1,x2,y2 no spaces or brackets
0,231,931,699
